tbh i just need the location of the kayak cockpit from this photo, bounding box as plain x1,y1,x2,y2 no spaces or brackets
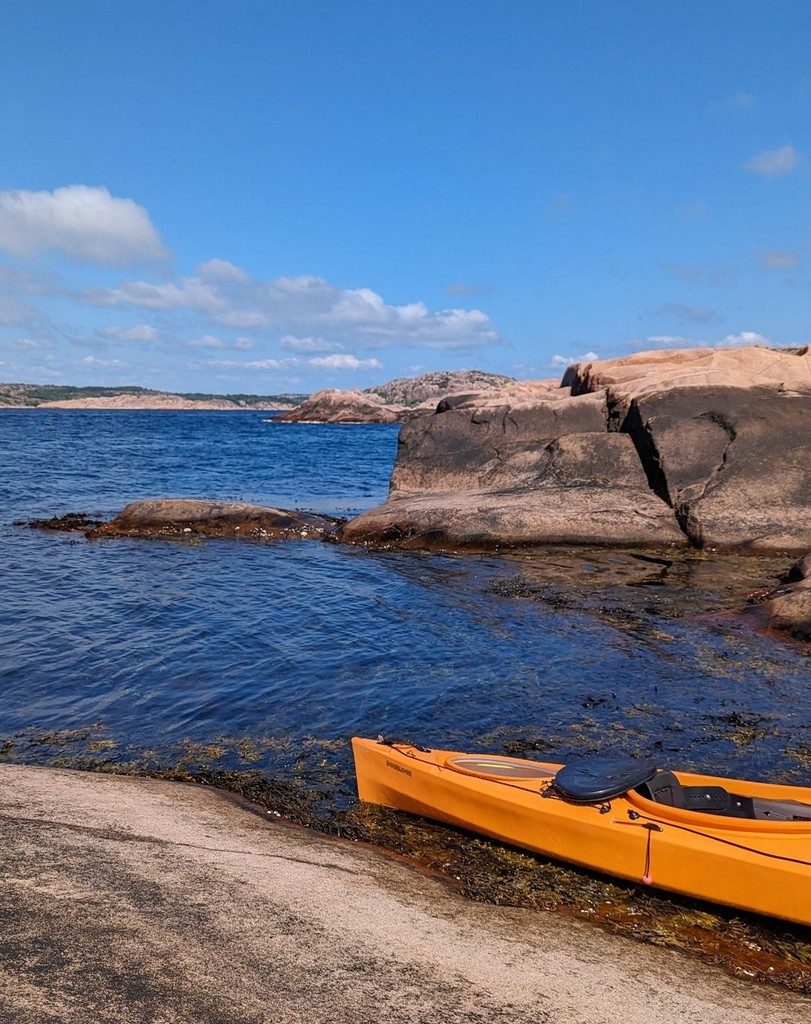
635,770,811,822
552,758,811,822
445,754,556,782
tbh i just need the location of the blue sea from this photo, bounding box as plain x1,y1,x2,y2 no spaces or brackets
1,409,810,798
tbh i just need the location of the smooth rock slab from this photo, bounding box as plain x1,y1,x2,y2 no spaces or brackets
88,499,342,542
338,434,685,550
0,765,806,1024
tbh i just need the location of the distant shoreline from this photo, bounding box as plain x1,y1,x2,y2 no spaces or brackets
0,383,308,412
1,400,288,411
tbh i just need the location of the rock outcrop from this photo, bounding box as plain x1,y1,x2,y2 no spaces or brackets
276,370,518,423
274,390,404,424
88,499,342,542
364,369,515,407
338,346,811,553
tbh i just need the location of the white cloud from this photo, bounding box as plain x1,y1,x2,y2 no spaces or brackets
186,334,225,349
234,336,255,350
550,350,599,368
102,324,159,343
9,337,46,350
86,269,499,351
280,334,342,353
205,357,299,371
83,355,125,367
716,331,772,348
196,258,251,284
87,276,224,312
0,185,169,265
758,249,801,269
308,354,383,371
215,310,271,328
743,144,798,178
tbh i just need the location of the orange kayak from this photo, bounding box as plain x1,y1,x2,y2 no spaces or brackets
352,737,811,926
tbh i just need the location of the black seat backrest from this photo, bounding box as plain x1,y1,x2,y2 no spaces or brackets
636,770,685,807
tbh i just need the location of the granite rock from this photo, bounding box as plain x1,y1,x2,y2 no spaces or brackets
88,499,342,542
340,346,811,553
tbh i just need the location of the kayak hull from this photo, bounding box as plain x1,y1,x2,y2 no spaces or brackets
352,737,811,927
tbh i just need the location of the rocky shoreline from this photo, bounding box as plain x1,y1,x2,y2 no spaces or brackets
18,345,811,641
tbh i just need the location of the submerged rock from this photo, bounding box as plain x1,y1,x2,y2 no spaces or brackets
87,499,343,542
340,346,811,554
758,550,811,641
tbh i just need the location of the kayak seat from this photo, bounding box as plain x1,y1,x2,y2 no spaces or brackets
553,758,658,803
638,773,758,818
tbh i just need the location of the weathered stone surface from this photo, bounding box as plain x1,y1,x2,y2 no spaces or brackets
621,385,811,552
364,369,516,406
564,345,811,404
338,433,686,549
276,372,528,423
88,499,342,541
391,388,607,493
275,389,405,423
341,346,811,553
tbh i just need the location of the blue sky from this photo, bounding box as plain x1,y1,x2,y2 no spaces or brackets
0,1,809,394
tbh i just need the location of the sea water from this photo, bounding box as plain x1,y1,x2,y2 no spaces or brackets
1,409,810,798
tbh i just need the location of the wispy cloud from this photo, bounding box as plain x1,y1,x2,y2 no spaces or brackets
0,185,169,265
101,324,159,343
715,91,756,111
627,331,773,352
548,192,570,216
444,282,491,297
280,334,343,353
185,334,225,349
308,354,383,371
758,249,801,270
651,302,720,325
83,355,126,367
85,269,498,352
743,144,798,178
663,262,704,281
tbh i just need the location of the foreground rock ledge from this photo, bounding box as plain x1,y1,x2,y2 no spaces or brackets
88,499,342,542
0,765,806,1024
